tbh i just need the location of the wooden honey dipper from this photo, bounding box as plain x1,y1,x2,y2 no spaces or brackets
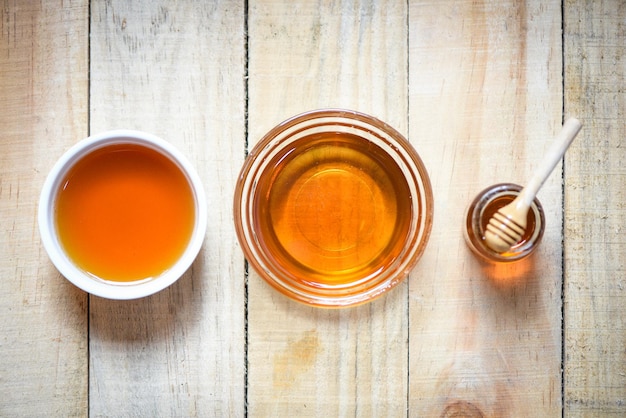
484,118,583,253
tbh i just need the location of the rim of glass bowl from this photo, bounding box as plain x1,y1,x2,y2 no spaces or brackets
234,109,433,307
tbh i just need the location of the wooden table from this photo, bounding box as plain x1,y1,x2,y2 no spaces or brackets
1,1,624,416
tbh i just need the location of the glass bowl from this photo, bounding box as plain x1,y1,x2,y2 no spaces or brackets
234,109,433,307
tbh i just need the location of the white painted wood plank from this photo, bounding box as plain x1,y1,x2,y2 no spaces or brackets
564,0,626,415
246,1,409,416
408,1,563,415
89,1,246,415
0,0,89,415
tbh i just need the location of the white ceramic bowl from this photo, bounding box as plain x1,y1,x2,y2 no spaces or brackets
38,130,207,300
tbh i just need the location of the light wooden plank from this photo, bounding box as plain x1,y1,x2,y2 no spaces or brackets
564,0,626,415
247,1,409,416
408,1,563,416
88,1,246,415
0,0,89,415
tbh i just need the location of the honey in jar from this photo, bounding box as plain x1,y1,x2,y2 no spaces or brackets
464,183,545,263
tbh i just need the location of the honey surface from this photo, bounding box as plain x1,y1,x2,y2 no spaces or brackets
254,133,412,286
55,144,195,282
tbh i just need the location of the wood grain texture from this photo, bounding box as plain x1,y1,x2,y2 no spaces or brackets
1,1,624,415
564,0,626,415
0,0,89,415
88,1,245,415
408,1,563,416
246,1,409,416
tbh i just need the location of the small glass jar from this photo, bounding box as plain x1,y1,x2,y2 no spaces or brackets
464,183,545,263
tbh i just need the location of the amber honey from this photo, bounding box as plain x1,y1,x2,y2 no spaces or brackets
55,144,195,282
464,183,545,263
252,132,413,285
235,109,433,307
479,195,536,253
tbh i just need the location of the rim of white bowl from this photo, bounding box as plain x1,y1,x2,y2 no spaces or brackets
38,130,207,300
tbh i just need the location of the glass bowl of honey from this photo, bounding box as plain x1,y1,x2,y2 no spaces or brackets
38,130,207,299
234,109,433,307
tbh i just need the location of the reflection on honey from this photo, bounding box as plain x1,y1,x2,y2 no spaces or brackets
252,133,412,286
55,144,195,282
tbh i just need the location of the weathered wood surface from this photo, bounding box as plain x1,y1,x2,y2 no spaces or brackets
0,1,89,416
88,0,246,416
408,1,563,416
0,0,624,416
564,0,626,415
246,1,409,416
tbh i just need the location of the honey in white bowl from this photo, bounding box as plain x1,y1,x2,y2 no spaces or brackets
55,143,195,282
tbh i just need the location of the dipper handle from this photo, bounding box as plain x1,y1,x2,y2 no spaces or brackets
517,118,582,209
